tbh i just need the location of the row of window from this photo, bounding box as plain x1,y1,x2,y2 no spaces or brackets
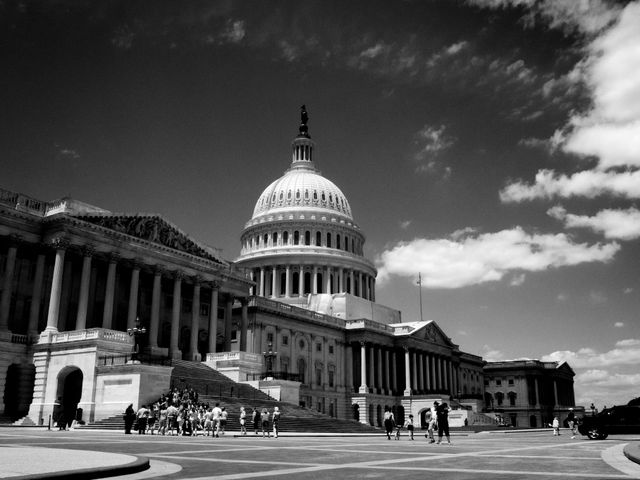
486,391,518,407
258,188,349,215
244,229,363,255
266,332,335,354
485,377,516,387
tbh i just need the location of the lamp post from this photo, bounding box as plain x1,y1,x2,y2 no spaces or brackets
127,317,147,362
262,341,277,379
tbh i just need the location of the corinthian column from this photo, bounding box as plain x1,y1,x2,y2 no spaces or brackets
28,251,46,337
189,277,201,361
75,246,94,330
358,341,368,394
102,253,119,330
0,237,19,331
44,238,69,333
208,282,219,354
169,271,183,359
148,267,162,349
126,261,142,331
404,347,412,396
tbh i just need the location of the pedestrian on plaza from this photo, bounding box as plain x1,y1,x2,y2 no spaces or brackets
551,416,560,436
54,397,66,431
239,407,247,436
166,403,178,436
436,402,451,444
272,406,281,438
158,403,168,436
136,404,149,434
219,407,228,435
567,408,577,438
123,404,136,434
212,402,222,438
383,406,395,440
405,414,415,440
147,403,158,435
426,402,438,443
204,407,214,436
261,407,271,437
253,407,261,435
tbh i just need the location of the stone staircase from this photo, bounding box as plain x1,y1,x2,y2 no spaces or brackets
79,360,380,434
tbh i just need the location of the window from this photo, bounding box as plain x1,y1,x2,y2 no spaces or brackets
329,345,334,354
282,335,289,345
327,233,332,248
305,231,311,245
294,231,300,245
182,299,192,313
283,231,289,244
267,332,274,343
316,343,322,352
496,379,502,387
316,368,322,386
496,391,504,406
299,339,305,349
508,391,517,406
263,233,268,245
200,304,210,316
329,370,334,387
316,231,321,246
273,232,278,245
508,378,514,386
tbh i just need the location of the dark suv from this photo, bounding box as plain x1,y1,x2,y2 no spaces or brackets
578,405,640,439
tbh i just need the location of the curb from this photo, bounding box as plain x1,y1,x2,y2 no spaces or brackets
623,442,640,466
7,456,150,480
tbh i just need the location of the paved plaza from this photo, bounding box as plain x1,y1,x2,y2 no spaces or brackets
1,428,640,480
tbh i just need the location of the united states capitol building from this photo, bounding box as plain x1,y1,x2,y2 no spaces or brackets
0,108,578,429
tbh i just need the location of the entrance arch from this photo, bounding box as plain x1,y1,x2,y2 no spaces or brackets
56,367,83,428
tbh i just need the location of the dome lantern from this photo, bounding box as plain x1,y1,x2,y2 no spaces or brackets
291,105,316,171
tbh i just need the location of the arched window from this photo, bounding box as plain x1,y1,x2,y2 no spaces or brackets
263,233,269,246
336,234,341,249
316,231,321,246
294,231,299,245
292,272,300,295
327,233,332,248
283,231,289,245
272,232,278,245
496,391,504,406
304,272,311,294
508,391,517,406
305,231,311,245
280,272,286,296
297,358,306,384
344,236,349,251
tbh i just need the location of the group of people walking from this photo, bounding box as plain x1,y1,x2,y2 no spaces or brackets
123,386,282,438
383,401,451,444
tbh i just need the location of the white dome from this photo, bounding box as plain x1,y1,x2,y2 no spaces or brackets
252,168,353,219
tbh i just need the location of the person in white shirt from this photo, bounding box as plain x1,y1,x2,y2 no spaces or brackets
211,403,222,438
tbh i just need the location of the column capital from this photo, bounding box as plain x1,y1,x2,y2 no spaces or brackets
172,270,185,280
8,234,23,247
107,252,120,263
153,265,166,276
80,244,96,257
49,236,70,250
129,258,144,270
359,340,367,347
210,280,221,291
192,274,203,285
240,297,249,306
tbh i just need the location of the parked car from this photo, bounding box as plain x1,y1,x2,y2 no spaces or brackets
578,404,640,439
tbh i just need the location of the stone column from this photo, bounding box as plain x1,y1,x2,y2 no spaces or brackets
224,295,233,351
259,268,265,297
384,349,391,394
27,251,46,337
240,297,248,351
285,265,291,297
325,267,332,294
368,344,375,390
404,347,412,396
75,246,94,330
338,268,344,293
312,266,318,294
349,270,354,294
169,271,182,359
417,352,424,393
377,347,383,393
148,267,162,349
0,238,19,331
271,267,277,297
553,379,559,407
102,253,119,330
358,272,363,297
346,343,354,392
535,377,540,407
358,341,368,394
189,277,201,361
424,354,431,391
298,266,304,296
44,238,69,333
126,261,141,330
208,282,219,354
391,350,397,394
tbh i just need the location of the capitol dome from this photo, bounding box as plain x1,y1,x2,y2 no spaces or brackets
236,106,377,306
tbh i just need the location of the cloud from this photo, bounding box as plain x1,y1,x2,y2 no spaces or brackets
500,169,640,202
482,345,505,362
376,226,619,288
466,0,622,35
501,3,640,203
614,322,624,328
623,287,633,294
219,19,246,43
399,220,412,230
588,290,607,305
413,125,455,178
548,206,640,240
541,339,640,368
510,273,526,287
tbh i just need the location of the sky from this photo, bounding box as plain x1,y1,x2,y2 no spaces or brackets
2,0,639,410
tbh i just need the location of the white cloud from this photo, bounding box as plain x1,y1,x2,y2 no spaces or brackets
588,290,607,305
541,339,640,368
510,273,526,287
220,20,246,43
614,322,624,328
399,220,412,230
414,125,455,157
623,287,633,294
376,227,619,288
482,344,505,362
500,169,640,202
548,206,640,240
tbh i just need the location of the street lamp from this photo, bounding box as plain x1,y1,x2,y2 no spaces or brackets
262,341,277,379
127,317,147,361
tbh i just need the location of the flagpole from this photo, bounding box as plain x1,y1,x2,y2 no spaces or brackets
417,273,423,322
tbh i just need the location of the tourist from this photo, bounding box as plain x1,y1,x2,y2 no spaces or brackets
272,406,281,438
426,402,438,443
204,407,213,436
567,408,577,438
239,407,247,436
158,403,168,436
436,402,451,444
252,407,261,435
261,407,270,437
124,404,136,435
405,414,415,440
136,404,149,434
551,416,560,436
212,402,222,438
383,406,395,440
166,403,178,436
147,403,158,435
220,407,228,435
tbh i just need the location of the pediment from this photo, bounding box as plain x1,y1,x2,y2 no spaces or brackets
76,214,225,264
418,321,455,347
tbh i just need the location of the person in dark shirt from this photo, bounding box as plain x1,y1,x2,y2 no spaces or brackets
436,402,451,444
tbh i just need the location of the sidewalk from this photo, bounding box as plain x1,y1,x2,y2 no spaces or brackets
0,446,148,479
624,442,640,466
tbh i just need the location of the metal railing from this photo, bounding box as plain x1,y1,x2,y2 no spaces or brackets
97,353,172,367
247,371,302,382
